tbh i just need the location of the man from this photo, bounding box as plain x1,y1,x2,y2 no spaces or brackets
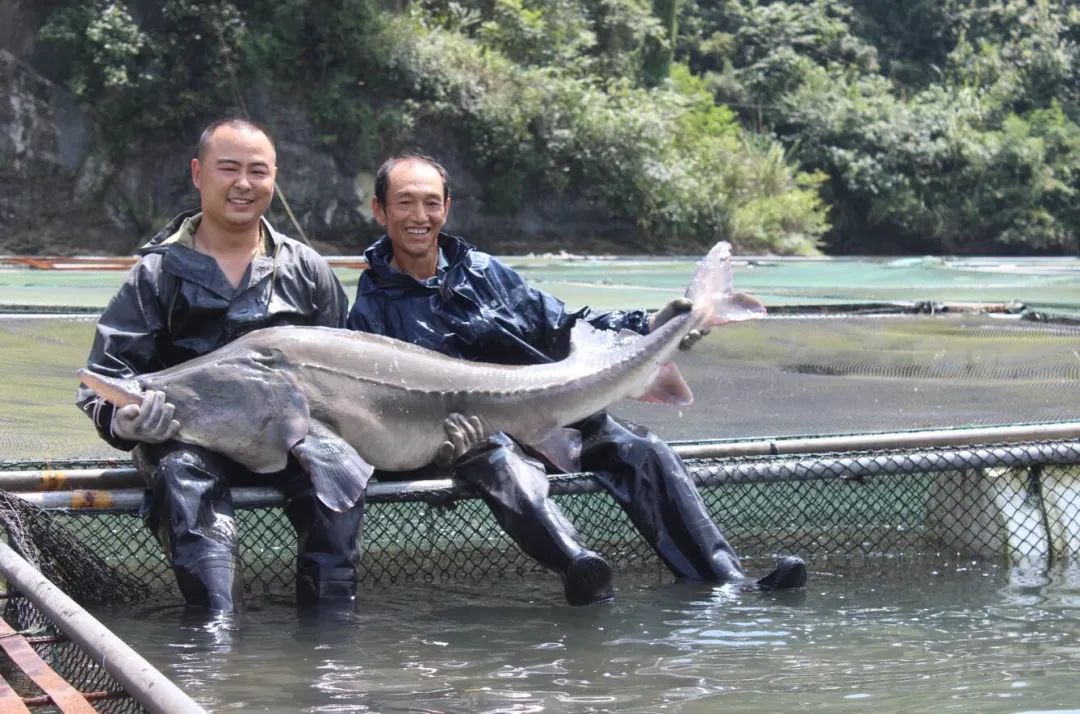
77,118,363,613
348,154,806,605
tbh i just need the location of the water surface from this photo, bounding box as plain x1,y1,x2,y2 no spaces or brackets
94,559,1080,713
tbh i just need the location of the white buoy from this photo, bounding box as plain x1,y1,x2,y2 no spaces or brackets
926,466,1050,567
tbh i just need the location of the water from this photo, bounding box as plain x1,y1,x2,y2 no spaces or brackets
2,255,1078,313
93,559,1080,712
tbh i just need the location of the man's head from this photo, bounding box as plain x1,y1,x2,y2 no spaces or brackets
191,117,277,234
372,154,451,266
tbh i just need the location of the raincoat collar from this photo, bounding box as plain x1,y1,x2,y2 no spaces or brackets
359,233,474,296
141,209,281,299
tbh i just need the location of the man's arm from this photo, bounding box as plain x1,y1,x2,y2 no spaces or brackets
76,262,169,450
581,307,651,336
304,250,350,328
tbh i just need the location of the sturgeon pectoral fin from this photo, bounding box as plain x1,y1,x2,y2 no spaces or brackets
525,427,583,474
291,421,373,513
635,361,694,406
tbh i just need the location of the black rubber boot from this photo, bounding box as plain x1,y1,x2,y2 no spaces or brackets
296,562,358,607
563,554,615,606
579,413,747,583
173,556,244,613
456,434,614,606
284,483,365,608
754,556,808,590
139,443,244,613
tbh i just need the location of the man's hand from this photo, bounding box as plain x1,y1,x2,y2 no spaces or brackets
435,413,488,466
111,390,180,444
649,297,710,351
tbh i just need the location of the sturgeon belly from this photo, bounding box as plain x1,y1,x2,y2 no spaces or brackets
312,374,455,472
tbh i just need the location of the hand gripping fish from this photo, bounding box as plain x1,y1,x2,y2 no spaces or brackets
78,241,765,512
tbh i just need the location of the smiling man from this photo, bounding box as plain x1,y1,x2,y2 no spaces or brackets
347,154,806,605
76,117,361,614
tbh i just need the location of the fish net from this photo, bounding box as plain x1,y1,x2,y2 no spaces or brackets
0,492,147,712
3,439,1080,603
0,492,144,603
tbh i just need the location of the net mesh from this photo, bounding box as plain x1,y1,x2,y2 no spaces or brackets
3,440,1078,600
1,439,1078,711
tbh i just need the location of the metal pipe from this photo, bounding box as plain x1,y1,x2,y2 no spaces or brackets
0,467,140,491
688,441,1080,488
12,488,283,511
672,422,1080,459
1,423,1078,503
0,541,207,714
12,441,1079,511
4,423,1080,493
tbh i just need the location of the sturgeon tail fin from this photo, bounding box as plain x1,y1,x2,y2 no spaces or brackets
77,369,143,408
685,241,767,328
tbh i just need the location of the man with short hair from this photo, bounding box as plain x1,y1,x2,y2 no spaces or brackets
348,154,806,605
77,118,363,613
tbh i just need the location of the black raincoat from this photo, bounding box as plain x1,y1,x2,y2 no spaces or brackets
347,233,650,361
77,209,348,451
347,233,751,585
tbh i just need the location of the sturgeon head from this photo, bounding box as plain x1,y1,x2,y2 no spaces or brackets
78,346,370,514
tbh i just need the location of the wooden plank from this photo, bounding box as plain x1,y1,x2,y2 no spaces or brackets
0,671,32,713
0,620,96,713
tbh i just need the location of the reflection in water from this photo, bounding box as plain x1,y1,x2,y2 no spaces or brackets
95,559,1080,712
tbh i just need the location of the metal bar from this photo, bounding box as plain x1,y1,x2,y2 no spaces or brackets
0,541,208,714
9,489,146,510
0,468,140,491
688,441,1080,488
3,423,1080,493
672,422,1080,459
12,441,1080,511
12,488,282,511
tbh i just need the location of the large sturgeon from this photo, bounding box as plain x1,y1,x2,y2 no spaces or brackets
78,241,765,511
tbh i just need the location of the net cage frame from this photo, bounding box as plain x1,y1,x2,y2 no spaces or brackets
1,431,1079,710
3,432,1080,596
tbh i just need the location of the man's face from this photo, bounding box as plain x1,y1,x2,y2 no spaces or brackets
373,159,450,262
191,125,277,232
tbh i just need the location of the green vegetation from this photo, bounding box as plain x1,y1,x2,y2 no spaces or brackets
680,0,1079,254
36,0,1079,255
